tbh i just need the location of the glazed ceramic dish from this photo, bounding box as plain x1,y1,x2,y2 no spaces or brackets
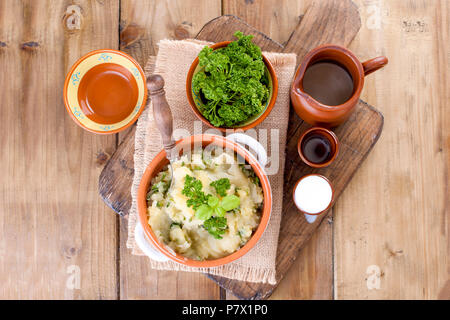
297,127,340,168
135,133,272,267
186,41,278,132
290,44,387,127
63,49,147,134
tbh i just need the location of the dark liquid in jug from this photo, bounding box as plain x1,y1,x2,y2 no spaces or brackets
301,134,332,164
302,61,354,106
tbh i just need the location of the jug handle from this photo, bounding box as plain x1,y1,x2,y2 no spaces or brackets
362,56,388,76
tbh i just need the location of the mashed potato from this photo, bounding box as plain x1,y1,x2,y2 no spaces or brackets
147,149,263,260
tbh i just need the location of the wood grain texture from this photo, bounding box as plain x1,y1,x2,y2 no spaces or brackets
99,126,136,217
118,221,220,299
147,75,177,153
2,0,443,300
222,0,333,300
119,0,222,67
270,220,333,299
99,1,381,299
196,1,364,299
334,0,449,299
0,0,119,299
283,0,361,55
117,0,222,300
208,99,383,300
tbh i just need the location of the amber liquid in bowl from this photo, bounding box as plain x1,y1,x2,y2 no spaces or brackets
302,60,354,106
77,63,138,124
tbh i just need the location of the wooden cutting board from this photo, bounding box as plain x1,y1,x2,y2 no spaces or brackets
99,0,383,299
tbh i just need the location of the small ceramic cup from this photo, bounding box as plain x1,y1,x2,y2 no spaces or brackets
297,127,339,168
293,174,334,224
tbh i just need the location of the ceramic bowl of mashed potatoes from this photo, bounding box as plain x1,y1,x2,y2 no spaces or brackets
136,134,272,267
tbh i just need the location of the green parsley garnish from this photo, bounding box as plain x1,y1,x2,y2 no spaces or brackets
182,175,241,238
170,222,182,228
239,164,260,186
181,175,209,210
210,178,231,196
147,179,169,201
192,31,269,127
203,217,228,239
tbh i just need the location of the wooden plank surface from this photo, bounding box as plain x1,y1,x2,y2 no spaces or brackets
223,0,312,47
118,0,222,299
98,1,372,299
163,1,364,299
334,0,449,299
0,0,447,300
222,0,333,300
0,0,119,299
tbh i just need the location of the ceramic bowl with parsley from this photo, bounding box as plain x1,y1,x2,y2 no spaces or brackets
137,134,272,268
186,32,278,132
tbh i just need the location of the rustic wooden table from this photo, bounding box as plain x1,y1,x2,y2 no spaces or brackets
0,0,448,300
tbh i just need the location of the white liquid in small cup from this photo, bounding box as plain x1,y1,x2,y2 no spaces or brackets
294,175,332,214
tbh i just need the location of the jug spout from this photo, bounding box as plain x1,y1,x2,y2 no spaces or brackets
291,68,306,95
290,84,335,127
292,87,318,109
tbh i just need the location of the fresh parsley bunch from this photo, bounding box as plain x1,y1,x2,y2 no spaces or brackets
182,175,240,239
192,31,269,127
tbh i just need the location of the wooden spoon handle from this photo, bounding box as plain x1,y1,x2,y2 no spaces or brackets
147,74,176,157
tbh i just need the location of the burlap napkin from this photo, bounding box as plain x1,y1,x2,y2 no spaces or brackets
127,39,296,284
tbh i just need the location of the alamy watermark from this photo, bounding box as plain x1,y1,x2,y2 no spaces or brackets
366,4,382,30
366,265,381,290
66,265,81,290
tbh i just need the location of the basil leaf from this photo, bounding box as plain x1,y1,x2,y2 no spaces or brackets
195,204,213,220
220,195,240,211
214,206,226,217
207,196,219,208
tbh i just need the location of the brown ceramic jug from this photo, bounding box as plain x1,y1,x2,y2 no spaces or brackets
290,44,388,127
